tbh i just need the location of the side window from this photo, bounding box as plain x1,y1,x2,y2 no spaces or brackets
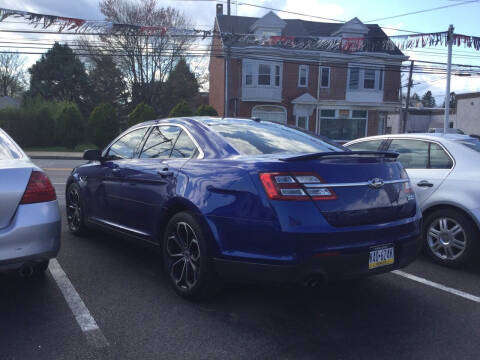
107,127,148,160
170,131,197,159
388,139,429,169
429,143,453,169
346,139,384,152
140,126,181,159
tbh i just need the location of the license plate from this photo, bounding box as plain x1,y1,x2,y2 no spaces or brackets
369,246,394,269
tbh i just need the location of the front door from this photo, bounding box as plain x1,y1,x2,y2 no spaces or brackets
387,139,453,206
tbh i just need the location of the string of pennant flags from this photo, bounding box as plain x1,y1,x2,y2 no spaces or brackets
0,7,212,38
0,7,479,53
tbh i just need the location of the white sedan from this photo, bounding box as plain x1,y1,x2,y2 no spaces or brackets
346,133,480,267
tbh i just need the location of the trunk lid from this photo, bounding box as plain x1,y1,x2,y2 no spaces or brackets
0,160,33,229
254,153,416,227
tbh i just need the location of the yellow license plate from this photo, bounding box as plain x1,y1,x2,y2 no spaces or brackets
369,246,394,269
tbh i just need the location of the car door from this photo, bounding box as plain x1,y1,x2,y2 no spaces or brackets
119,125,199,238
85,126,149,225
386,139,453,207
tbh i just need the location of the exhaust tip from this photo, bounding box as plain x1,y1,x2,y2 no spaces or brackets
19,263,34,278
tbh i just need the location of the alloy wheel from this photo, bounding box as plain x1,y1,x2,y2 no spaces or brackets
67,186,82,232
166,222,201,290
427,217,466,260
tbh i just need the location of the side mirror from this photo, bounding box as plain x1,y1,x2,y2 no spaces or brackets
83,149,102,161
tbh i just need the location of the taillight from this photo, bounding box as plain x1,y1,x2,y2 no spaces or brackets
259,172,336,201
20,171,57,204
400,169,414,195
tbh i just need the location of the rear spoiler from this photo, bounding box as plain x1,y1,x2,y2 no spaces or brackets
279,151,399,162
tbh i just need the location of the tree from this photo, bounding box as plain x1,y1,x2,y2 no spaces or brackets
88,103,119,148
88,57,128,109
80,0,193,107
168,101,193,117
28,43,90,111
0,52,27,97
165,58,199,112
127,102,156,127
195,104,218,116
55,103,85,148
442,92,457,109
421,90,436,108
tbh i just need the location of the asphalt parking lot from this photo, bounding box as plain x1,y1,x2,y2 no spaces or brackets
1,158,480,360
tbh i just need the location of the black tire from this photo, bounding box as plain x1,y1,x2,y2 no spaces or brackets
33,260,49,277
163,211,220,300
66,183,88,236
423,208,478,267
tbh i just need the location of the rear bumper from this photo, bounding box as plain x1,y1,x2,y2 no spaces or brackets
214,234,422,283
0,201,61,270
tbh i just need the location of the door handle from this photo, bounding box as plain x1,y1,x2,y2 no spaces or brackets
157,168,173,177
417,180,433,188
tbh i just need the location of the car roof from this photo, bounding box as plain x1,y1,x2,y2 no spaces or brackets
346,133,473,144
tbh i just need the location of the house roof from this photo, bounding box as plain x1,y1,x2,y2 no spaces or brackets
292,92,317,104
456,92,480,100
217,14,403,55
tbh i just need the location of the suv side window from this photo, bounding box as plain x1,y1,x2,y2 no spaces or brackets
429,143,453,169
388,139,429,169
346,139,384,151
170,130,197,159
139,126,181,159
107,127,148,160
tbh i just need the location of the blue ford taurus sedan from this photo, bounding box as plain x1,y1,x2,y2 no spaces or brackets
67,117,422,299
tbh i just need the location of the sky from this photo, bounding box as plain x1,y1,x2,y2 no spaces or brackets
1,0,479,103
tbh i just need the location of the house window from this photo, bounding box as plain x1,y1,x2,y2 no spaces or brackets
258,64,271,85
364,69,376,89
296,115,308,130
349,68,359,89
320,67,330,88
318,109,367,141
252,105,287,124
245,63,253,86
298,65,308,87
275,65,280,86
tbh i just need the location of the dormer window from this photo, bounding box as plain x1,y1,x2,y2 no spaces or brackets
250,11,286,40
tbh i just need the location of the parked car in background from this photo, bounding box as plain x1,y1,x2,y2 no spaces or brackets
346,133,480,267
67,117,422,300
0,128,61,276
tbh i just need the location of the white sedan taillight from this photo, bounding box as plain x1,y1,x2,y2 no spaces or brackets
20,171,57,204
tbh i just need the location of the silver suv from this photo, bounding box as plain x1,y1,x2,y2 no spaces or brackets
346,133,480,267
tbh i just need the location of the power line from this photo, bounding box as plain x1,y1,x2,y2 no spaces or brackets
367,0,479,22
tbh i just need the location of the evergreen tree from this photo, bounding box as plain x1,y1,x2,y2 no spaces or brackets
88,103,119,148
169,101,193,117
88,57,127,109
421,90,436,108
28,43,90,112
127,102,156,127
55,103,85,148
165,59,199,113
195,104,218,116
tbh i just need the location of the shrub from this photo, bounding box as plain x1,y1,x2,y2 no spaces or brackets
32,106,56,147
127,102,156,128
168,101,193,117
88,103,119,148
195,104,218,116
55,103,85,148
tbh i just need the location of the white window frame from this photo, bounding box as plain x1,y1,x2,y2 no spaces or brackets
298,65,309,87
347,65,385,92
316,109,368,141
296,115,309,130
252,105,287,124
243,59,283,89
320,66,330,88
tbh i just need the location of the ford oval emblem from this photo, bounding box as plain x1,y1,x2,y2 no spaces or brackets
368,178,385,189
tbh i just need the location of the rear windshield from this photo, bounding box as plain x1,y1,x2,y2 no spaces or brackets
457,138,480,153
210,122,343,155
0,129,23,160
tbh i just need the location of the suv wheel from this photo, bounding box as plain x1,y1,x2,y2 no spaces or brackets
424,208,478,267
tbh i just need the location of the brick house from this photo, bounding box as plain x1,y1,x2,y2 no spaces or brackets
209,4,407,142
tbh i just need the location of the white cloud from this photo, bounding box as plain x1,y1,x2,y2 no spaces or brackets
277,0,344,22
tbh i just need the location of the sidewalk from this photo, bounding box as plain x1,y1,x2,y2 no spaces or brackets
26,151,84,160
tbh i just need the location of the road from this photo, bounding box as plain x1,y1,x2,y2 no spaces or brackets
1,158,480,359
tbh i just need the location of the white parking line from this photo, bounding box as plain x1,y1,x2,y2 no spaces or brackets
392,270,480,303
48,259,109,348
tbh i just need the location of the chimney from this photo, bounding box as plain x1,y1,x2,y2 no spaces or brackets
216,3,223,16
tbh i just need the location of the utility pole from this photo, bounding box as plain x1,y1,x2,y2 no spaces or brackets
224,0,231,117
444,24,454,133
402,60,414,133
227,0,231,16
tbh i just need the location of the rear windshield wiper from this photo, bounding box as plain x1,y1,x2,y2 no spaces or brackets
279,151,399,162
